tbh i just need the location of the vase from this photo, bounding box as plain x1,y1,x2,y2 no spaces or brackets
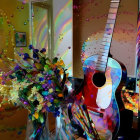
26,112,54,140
55,105,76,140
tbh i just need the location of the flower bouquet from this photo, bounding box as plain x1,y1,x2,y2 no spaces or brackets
0,45,70,140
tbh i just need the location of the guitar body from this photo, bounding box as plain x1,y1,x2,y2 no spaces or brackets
71,55,122,140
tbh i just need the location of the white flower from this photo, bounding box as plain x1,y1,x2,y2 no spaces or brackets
10,90,19,103
36,104,43,111
36,93,44,103
31,87,38,94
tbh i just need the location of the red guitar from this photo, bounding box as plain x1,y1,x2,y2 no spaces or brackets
71,0,123,139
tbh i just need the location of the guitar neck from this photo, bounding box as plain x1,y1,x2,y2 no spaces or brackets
96,0,120,72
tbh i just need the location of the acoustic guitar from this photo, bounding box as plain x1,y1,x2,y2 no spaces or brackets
70,0,124,139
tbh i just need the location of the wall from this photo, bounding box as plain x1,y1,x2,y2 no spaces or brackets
73,0,138,78
0,0,30,139
0,0,30,72
111,0,138,77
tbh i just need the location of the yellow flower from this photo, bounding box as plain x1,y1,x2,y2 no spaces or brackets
49,88,53,93
47,102,52,107
50,64,56,69
56,60,65,66
34,112,39,119
37,73,43,77
59,69,63,75
66,73,69,77
59,60,64,66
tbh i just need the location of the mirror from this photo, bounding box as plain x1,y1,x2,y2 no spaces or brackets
30,0,53,58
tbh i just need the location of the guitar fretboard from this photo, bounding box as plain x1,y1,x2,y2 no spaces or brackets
96,0,120,72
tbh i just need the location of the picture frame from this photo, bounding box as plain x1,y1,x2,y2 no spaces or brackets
15,32,26,47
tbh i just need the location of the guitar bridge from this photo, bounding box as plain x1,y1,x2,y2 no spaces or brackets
90,111,104,118
88,107,104,118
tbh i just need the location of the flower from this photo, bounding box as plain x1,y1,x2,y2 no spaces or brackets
49,88,53,93
14,64,20,71
0,45,70,140
23,53,30,60
31,87,39,95
33,49,39,59
39,77,44,82
34,112,39,119
29,44,33,50
40,48,46,53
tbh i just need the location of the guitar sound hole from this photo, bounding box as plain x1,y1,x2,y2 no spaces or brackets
93,72,106,87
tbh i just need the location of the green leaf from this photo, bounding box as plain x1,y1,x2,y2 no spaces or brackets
39,113,44,123
52,57,58,64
